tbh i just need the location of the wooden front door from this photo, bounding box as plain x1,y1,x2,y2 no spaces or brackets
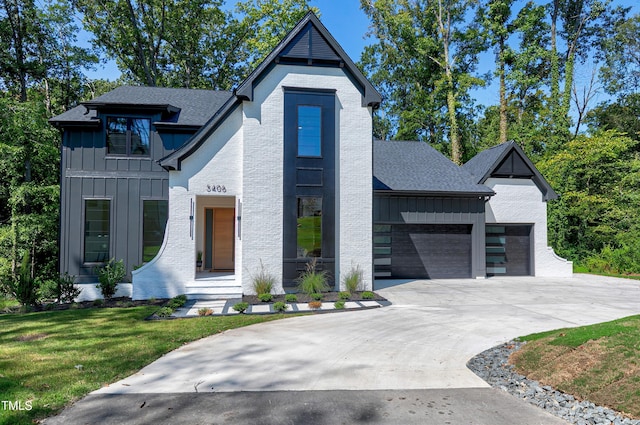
205,208,235,271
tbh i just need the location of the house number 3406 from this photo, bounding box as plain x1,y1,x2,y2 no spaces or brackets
206,184,227,193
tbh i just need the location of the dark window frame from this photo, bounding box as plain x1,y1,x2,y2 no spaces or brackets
83,198,112,264
106,116,151,157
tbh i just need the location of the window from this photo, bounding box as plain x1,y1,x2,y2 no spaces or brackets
297,105,321,156
84,199,110,263
107,117,150,156
142,200,168,262
297,197,322,257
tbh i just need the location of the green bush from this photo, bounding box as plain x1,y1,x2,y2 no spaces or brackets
342,264,363,293
167,295,187,309
157,307,174,317
273,301,288,312
310,292,323,301
296,259,329,295
258,293,273,302
10,251,39,307
95,258,125,299
252,260,276,295
362,291,375,300
338,291,351,300
334,300,345,309
232,302,249,313
285,294,298,303
93,299,104,307
55,272,81,303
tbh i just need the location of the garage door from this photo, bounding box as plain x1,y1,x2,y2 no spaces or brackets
486,225,532,276
375,224,472,279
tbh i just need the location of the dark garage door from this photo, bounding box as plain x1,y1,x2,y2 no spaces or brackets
486,225,532,276
384,224,472,279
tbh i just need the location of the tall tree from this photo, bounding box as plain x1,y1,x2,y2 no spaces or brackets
0,0,48,101
360,0,484,164
74,0,314,89
598,12,640,96
479,0,515,144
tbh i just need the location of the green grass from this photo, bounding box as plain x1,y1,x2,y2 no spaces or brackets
573,264,640,281
513,315,640,418
0,306,290,425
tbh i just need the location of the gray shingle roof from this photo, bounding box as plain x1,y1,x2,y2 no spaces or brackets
373,140,494,195
50,86,232,127
462,141,558,201
461,141,513,183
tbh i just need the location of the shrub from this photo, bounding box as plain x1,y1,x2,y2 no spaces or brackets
167,295,187,309
334,300,345,309
198,307,213,316
343,264,363,293
338,291,351,300
297,259,329,295
95,258,125,299
258,293,273,302
55,272,81,303
157,307,174,317
362,291,375,300
308,300,322,309
251,260,276,295
93,299,104,307
285,294,298,303
310,292,323,301
232,302,249,313
10,252,39,307
273,301,288,312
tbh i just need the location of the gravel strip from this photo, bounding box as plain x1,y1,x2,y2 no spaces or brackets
467,341,640,425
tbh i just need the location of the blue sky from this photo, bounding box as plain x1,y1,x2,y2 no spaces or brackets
86,0,639,109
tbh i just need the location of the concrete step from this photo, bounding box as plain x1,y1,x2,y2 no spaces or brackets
185,281,242,300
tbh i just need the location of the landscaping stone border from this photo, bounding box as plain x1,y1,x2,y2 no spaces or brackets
467,341,640,425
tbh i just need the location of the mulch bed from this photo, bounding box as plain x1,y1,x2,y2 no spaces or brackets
243,291,387,304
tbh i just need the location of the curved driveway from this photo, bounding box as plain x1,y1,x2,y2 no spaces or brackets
97,274,640,394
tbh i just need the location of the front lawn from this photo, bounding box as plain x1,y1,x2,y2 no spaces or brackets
511,315,640,418
0,306,289,425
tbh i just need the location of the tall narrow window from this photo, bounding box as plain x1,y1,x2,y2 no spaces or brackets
142,200,168,262
297,197,322,257
107,117,150,156
297,105,321,157
84,199,110,263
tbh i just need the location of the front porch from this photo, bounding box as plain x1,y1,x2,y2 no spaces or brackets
185,271,242,300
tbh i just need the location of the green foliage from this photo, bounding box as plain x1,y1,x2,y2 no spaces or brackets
361,291,375,300
272,301,288,313
296,259,329,296
95,259,125,300
93,299,104,307
167,295,187,309
9,251,38,307
54,273,81,304
333,300,345,309
310,293,323,301
258,293,273,302
156,307,174,317
538,130,640,271
251,260,275,295
284,294,297,303
338,291,351,300
342,264,363,293
232,302,249,313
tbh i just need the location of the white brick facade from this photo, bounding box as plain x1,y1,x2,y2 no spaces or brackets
485,178,573,277
132,65,374,299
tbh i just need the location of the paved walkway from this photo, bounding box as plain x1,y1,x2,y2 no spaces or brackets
45,274,640,424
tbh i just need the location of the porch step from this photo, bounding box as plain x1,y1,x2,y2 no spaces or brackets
185,281,242,300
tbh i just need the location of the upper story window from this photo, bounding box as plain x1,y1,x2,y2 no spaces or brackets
297,105,321,157
106,117,150,156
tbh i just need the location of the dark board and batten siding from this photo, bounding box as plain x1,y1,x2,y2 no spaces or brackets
59,119,187,282
373,194,487,279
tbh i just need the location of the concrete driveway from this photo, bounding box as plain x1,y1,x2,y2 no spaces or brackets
46,274,640,424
